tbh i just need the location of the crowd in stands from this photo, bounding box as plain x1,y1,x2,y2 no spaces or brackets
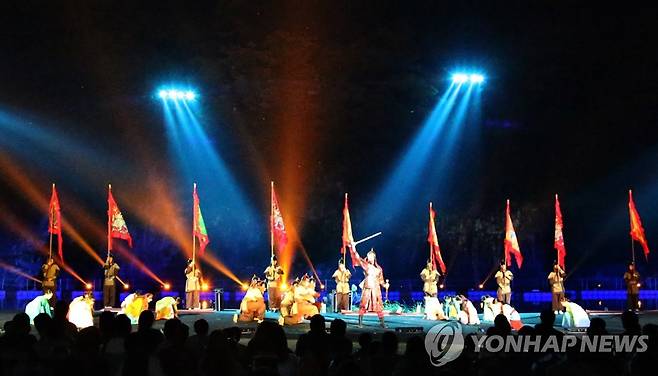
0,301,657,376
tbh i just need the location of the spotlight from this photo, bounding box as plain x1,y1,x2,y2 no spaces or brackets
469,74,485,83
184,91,196,100
637,283,642,288
439,284,444,289
167,90,177,98
451,73,469,84
85,283,92,290
202,283,209,291
163,283,171,290
478,284,484,289
320,284,325,290
158,90,168,99
123,284,130,290
241,283,248,291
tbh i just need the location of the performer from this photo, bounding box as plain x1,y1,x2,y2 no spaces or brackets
547,263,566,313
278,279,302,325
263,255,284,311
233,277,266,323
120,292,153,324
67,291,95,329
332,260,352,312
560,298,590,328
295,274,320,318
103,254,120,308
25,290,54,324
457,295,480,325
494,262,513,304
424,296,446,321
420,260,440,297
155,296,180,320
623,262,641,311
481,296,522,330
40,257,60,306
185,259,202,310
350,247,389,328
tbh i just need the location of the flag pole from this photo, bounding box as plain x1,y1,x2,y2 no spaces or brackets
193,183,197,269
429,202,433,265
49,183,54,260
343,193,348,265
271,181,274,259
107,184,112,259
630,190,636,264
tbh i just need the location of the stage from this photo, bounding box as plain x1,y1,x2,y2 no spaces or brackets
3,309,657,344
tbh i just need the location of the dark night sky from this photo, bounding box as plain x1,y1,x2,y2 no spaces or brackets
1,2,658,288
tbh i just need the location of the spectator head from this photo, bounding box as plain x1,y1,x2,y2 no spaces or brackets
309,314,326,333
114,314,132,337
358,332,372,351
194,318,209,336
53,300,69,320
163,318,182,341
494,314,512,335
540,309,556,326
99,310,115,337
382,331,399,355
587,317,607,336
621,310,641,332
330,318,347,337
138,310,155,330
33,313,53,338
12,313,31,335
405,336,425,357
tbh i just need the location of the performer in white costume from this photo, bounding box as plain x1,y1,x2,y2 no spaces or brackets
424,296,446,320
67,292,94,329
457,295,480,325
561,299,590,328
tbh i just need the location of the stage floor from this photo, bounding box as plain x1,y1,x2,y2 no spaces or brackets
2,310,656,344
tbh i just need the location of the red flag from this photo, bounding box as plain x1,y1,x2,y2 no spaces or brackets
193,184,209,256
629,190,650,261
271,183,288,252
48,184,63,261
554,194,566,270
428,202,447,274
107,185,132,250
504,199,523,268
342,194,355,254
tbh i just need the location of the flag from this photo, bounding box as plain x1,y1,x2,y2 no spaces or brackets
271,183,288,252
107,185,132,249
193,184,209,256
428,202,447,274
48,184,63,261
629,190,650,261
554,194,566,270
504,199,523,268
342,194,355,254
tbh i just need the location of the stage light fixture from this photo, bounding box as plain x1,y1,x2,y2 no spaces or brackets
469,74,485,83
85,283,92,290
158,88,197,101
124,284,130,290
451,72,485,84
163,283,171,290
451,73,469,84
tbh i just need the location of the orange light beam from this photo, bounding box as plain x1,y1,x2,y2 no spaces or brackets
112,243,164,285
0,260,42,284
200,251,243,286
0,154,104,265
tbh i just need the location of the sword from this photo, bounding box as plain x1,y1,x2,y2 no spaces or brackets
353,232,382,246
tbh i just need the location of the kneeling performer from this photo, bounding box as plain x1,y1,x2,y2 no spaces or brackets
234,277,266,323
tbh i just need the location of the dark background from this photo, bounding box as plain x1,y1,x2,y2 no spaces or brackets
1,2,657,292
